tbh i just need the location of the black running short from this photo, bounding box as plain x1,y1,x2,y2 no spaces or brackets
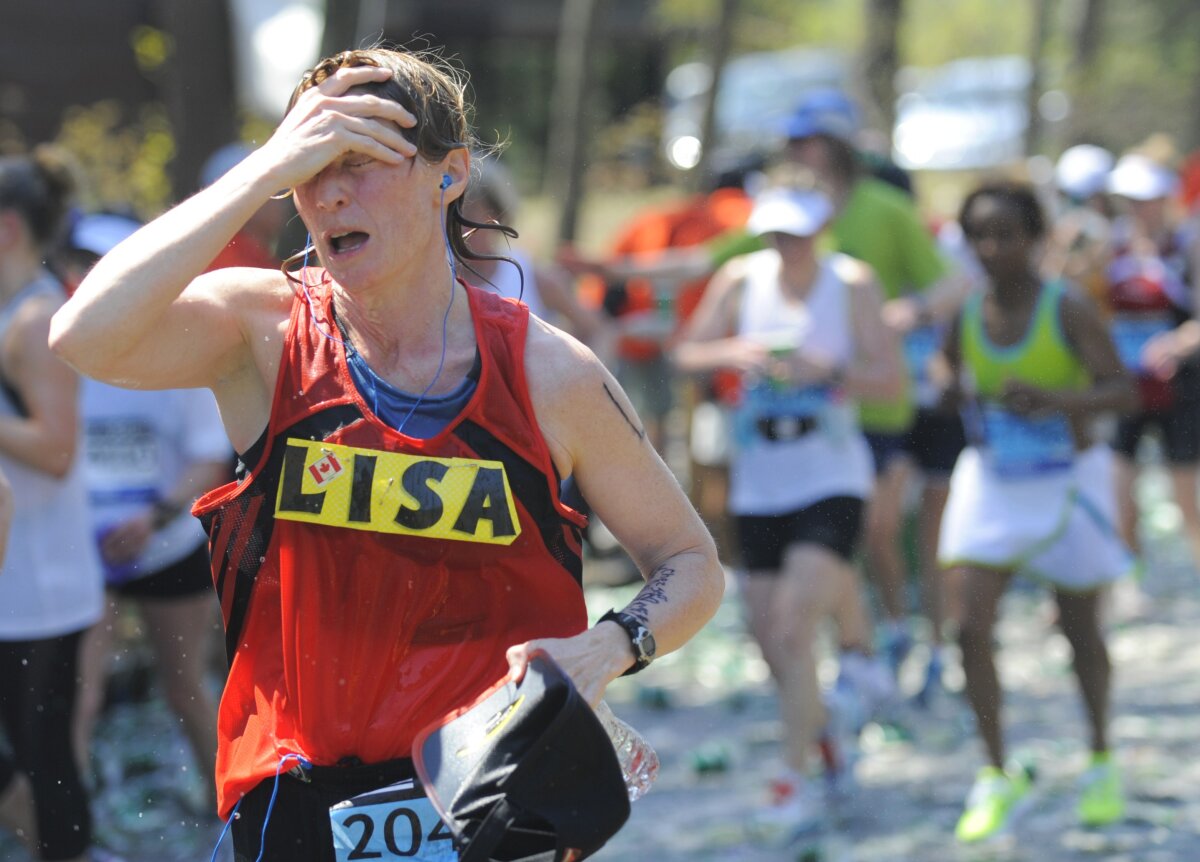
736,496,865,571
1113,400,1200,465
232,758,419,862
904,408,968,478
112,543,214,600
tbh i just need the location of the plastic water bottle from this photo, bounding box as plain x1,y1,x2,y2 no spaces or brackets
594,701,660,802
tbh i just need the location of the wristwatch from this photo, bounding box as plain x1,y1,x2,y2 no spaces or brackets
599,609,657,676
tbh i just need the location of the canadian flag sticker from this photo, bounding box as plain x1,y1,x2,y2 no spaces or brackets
308,452,344,486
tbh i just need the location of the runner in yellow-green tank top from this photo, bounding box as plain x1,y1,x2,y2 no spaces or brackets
937,181,1136,845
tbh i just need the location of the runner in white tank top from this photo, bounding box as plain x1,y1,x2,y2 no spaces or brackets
0,146,105,860
676,182,904,840
0,273,103,639
728,248,874,513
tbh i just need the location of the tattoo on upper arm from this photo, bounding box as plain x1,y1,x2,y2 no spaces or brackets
603,382,645,440
625,564,676,624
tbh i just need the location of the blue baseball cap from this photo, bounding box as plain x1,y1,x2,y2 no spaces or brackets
783,89,860,143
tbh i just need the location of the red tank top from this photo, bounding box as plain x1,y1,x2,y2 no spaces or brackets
193,276,588,817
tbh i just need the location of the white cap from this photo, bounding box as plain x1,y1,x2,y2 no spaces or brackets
747,189,834,238
70,213,142,256
1055,144,1113,199
1108,154,1179,201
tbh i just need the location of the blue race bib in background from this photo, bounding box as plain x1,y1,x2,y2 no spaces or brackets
1111,314,1172,373
982,405,1074,479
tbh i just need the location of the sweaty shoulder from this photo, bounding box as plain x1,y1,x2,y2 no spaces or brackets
190,265,295,317
522,315,610,475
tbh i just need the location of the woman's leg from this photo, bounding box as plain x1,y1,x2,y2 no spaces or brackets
863,458,913,631
1113,455,1140,556
0,632,92,861
73,592,118,779
0,641,37,851
956,566,1014,767
138,593,221,800
918,481,953,647
1054,589,1111,754
742,543,852,774
1168,463,1200,570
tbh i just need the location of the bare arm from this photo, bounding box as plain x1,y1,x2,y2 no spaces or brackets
0,466,10,564
532,262,615,350
558,244,716,286
99,458,231,566
50,65,417,391
843,261,907,401
1143,227,1200,376
0,298,79,477
672,258,768,375
508,326,725,704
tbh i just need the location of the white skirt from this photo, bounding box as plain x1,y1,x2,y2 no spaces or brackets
938,445,1133,591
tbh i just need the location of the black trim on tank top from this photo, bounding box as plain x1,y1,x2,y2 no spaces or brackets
452,419,584,586
202,403,364,664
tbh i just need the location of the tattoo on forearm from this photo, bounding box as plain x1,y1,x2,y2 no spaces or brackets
625,565,676,624
603,382,646,440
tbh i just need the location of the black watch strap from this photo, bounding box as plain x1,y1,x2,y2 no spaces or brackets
599,609,656,676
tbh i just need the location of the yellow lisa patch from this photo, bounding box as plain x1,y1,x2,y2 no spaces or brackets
274,438,521,545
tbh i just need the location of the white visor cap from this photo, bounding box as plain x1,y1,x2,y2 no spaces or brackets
747,188,834,238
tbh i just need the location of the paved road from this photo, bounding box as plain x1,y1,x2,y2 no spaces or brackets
4,470,1198,862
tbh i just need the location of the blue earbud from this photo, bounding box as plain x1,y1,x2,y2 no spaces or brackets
440,173,452,190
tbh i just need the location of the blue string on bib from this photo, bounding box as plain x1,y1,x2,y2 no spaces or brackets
297,180,459,436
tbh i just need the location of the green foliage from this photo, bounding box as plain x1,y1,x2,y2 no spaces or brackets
899,0,1032,66
54,101,174,218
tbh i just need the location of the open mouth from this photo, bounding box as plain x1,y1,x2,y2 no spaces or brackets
329,231,369,254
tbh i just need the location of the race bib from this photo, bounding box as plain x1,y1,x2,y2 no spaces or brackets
1111,314,1173,373
982,405,1074,478
275,439,520,545
735,383,833,446
903,325,941,383
330,779,458,862
85,417,162,500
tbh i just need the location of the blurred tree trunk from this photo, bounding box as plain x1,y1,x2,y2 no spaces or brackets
1188,6,1200,150
545,0,603,244
1065,0,1106,144
321,0,388,54
690,0,739,192
862,0,902,145
321,0,361,55
1023,0,1052,155
159,0,237,200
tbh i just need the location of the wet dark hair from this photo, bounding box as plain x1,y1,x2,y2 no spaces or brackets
959,180,1046,241
281,47,518,286
0,146,76,250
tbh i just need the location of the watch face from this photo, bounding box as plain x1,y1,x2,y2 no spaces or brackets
635,626,656,661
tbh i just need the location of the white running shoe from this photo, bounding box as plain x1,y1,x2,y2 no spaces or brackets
819,691,860,803
751,777,827,846
837,651,897,727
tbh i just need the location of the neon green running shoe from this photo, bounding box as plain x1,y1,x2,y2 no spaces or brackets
955,764,1032,843
1078,753,1124,826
